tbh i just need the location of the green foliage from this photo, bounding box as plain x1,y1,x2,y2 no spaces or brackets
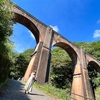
21,49,34,61
34,82,70,100
50,47,73,89
9,49,34,79
0,0,14,42
91,41,100,61
88,66,100,89
0,0,14,84
51,47,71,66
73,42,93,54
0,78,8,90
11,54,28,79
96,87,100,100
73,41,100,61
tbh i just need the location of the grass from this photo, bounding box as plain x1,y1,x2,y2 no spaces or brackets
0,78,8,90
0,78,8,96
95,87,100,100
34,82,70,100
34,82,100,100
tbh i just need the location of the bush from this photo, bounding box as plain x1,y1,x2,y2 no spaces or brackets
0,0,14,85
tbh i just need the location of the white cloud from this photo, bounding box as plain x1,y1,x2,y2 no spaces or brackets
97,19,100,24
93,30,100,38
28,30,35,39
50,25,59,32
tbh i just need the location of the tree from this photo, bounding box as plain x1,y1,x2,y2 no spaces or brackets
11,54,28,79
9,49,34,79
0,0,14,84
91,41,100,61
50,47,73,89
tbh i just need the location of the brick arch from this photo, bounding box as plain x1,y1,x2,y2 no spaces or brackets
87,61,99,100
86,54,100,72
13,12,40,44
53,42,78,66
88,61,100,72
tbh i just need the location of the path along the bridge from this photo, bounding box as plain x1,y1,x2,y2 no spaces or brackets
0,79,54,100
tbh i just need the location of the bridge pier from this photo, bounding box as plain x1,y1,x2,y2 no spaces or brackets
80,49,95,100
24,42,43,81
24,27,53,84
71,58,85,100
36,27,53,84
71,49,95,100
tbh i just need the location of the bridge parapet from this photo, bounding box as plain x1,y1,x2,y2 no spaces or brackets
12,2,47,27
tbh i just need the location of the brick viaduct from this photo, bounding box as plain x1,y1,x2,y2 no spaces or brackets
12,4,100,100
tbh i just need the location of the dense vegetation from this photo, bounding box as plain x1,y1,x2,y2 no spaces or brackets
8,41,100,100
0,0,100,99
9,49,34,79
74,41,100,61
0,0,14,85
50,47,73,89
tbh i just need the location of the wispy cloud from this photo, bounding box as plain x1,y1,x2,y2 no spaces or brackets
28,30,35,39
93,30,100,38
50,25,59,32
13,42,25,53
97,19,100,24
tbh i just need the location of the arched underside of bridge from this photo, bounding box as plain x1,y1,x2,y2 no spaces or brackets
53,42,78,66
88,61,100,72
13,13,40,43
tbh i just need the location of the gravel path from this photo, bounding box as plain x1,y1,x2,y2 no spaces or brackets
0,79,55,100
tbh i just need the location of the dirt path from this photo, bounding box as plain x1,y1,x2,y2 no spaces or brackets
0,79,55,100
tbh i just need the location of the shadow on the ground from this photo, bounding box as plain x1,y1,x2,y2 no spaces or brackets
28,92,44,96
0,79,30,100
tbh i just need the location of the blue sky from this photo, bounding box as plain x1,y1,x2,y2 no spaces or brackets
11,0,100,53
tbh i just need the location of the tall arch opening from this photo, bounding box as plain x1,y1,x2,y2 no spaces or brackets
50,42,78,99
9,11,40,79
11,23,36,53
9,23,37,79
87,61,100,100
